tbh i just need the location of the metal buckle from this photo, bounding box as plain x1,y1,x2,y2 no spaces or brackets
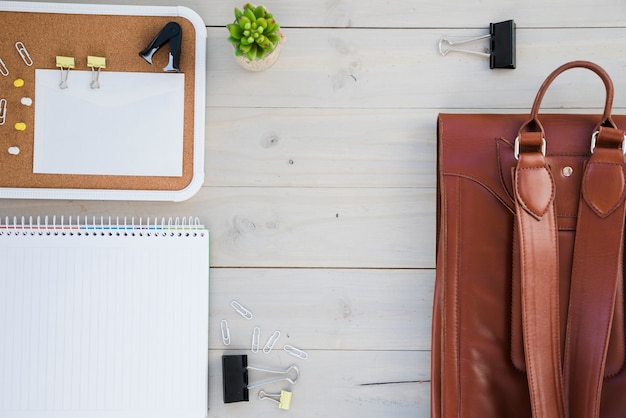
514,136,546,160
590,131,626,154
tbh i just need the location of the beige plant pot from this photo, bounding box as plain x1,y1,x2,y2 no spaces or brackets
234,40,283,72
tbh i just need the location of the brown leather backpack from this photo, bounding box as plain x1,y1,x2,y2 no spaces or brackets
433,61,626,418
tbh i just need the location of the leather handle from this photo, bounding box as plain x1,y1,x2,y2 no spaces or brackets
519,61,617,138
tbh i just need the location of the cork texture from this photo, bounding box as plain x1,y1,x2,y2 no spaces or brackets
0,11,197,191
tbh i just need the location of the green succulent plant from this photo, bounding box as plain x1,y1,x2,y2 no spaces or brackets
227,3,282,61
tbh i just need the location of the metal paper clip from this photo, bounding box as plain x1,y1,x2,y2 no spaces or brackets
438,20,516,69
220,319,231,346
231,300,253,319
259,390,293,410
251,326,261,353
87,56,106,89
283,344,309,360
0,58,8,76
56,56,75,89
0,99,6,125
15,42,33,66
263,330,281,354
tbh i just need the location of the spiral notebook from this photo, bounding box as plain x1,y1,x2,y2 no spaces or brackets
0,216,209,418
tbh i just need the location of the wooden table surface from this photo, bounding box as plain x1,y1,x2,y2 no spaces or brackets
5,0,626,416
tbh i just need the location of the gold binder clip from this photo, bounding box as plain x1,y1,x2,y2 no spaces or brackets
87,55,106,89
56,56,75,89
259,390,293,410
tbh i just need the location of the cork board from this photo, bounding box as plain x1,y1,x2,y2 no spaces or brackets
0,4,204,200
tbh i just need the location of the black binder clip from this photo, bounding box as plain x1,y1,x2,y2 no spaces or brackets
139,21,182,72
438,20,516,69
222,355,299,403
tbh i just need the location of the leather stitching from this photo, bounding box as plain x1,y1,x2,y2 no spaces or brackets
515,165,555,220
582,161,626,218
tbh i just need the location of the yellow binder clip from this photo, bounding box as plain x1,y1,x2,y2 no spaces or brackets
55,56,75,89
259,390,293,410
87,55,106,89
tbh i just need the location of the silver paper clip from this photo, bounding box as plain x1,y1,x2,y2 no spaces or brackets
15,42,33,66
0,58,8,76
438,20,516,69
0,99,6,125
231,300,253,319
220,319,231,346
247,364,299,389
263,330,281,354
251,326,261,353
283,344,308,360
259,390,293,410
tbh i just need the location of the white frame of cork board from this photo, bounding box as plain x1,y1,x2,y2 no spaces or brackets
0,1,206,201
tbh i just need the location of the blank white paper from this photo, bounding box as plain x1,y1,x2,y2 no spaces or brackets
0,228,209,418
33,70,185,177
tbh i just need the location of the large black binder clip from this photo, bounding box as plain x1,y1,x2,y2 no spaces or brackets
438,20,516,69
139,21,182,72
222,355,299,403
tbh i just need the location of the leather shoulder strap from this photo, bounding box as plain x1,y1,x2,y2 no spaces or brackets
564,127,626,418
514,136,566,418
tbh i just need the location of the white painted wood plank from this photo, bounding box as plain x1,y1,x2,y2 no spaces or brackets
0,186,436,269
202,0,626,29
209,268,433,351
33,0,626,29
206,107,626,189
206,108,437,188
208,27,626,110
208,349,429,417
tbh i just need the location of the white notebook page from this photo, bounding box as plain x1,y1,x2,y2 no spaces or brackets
0,225,209,418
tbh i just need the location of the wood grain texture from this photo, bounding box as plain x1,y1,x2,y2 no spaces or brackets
209,268,434,350
206,108,437,188
29,0,626,28
207,27,626,109
208,350,430,418
5,0,626,416
0,186,436,269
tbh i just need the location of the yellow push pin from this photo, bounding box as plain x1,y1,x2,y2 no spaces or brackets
259,390,293,410
14,122,26,131
13,78,24,87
